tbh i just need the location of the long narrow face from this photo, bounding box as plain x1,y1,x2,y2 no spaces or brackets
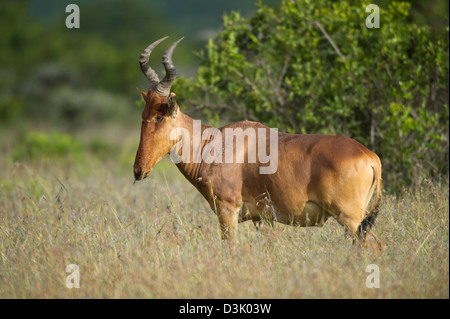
133,36,183,181
133,90,179,180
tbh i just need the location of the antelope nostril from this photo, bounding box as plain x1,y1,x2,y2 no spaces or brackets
134,167,142,180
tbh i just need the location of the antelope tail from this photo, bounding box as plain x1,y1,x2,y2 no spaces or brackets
359,157,382,237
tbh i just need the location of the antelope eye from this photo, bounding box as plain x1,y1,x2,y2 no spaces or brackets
155,115,164,123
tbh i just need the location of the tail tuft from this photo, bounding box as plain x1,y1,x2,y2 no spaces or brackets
359,155,382,239
358,203,380,238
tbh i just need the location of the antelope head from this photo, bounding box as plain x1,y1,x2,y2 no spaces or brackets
133,36,184,181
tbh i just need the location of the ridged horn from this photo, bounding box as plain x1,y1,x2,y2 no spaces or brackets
139,36,168,89
155,37,184,96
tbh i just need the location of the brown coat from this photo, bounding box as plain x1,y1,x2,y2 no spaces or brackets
134,91,382,242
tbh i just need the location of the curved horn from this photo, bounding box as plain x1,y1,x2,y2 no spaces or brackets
139,36,168,89
155,37,184,96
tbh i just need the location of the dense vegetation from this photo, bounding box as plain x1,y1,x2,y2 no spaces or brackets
175,0,449,190
1,1,448,192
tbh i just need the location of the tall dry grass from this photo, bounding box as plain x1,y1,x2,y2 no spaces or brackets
0,151,448,298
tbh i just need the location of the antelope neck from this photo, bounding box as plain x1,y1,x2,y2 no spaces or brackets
174,112,214,187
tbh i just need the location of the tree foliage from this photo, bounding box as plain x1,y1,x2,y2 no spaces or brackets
175,0,449,190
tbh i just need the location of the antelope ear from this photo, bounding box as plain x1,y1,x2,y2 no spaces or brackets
167,92,178,118
136,88,148,102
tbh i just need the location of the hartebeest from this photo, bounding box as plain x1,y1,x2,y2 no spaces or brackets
133,37,382,245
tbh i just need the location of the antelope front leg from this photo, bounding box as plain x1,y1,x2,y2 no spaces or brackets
216,202,239,242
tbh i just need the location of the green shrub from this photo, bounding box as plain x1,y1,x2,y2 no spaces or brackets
12,131,85,162
175,0,449,191
10,130,124,167
47,86,131,128
0,69,24,122
87,138,120,159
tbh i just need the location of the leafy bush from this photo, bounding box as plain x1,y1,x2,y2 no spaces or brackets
12,131,85,162
47,86,131,128
0,69,24,122
175,0,449,190
19,63,133,128
86,138,120,160
11,130,124,164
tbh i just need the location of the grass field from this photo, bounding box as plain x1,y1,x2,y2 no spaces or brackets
0,123,448,299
